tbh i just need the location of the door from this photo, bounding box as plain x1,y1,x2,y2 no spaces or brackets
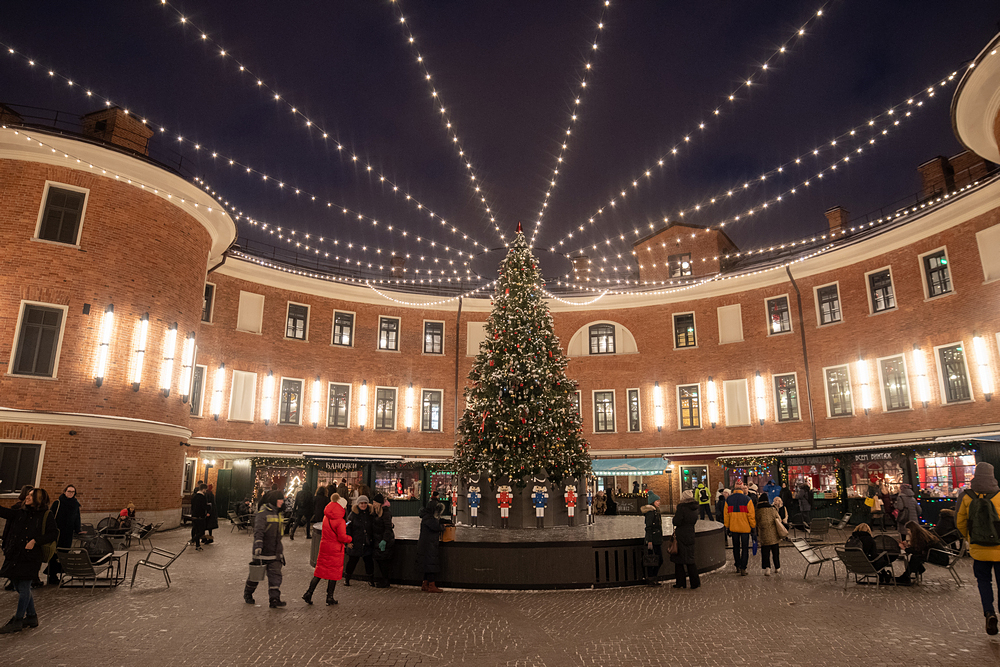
680,465,709,493
215,469,233,517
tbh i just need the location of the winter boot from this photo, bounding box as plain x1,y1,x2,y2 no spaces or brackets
326,580,338,605
987,613,999,636
22,614,38,628
303,577,320,604
269,596,287,608
0,616,23,634
243,582,256,604
421,580,429,592
326,594,338,605
426,581,443,593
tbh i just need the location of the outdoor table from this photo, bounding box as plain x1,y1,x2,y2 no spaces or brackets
108,551,129,587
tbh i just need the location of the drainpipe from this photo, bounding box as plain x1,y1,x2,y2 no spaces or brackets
454,296,463,433
786,266,818,450
207,253,227,275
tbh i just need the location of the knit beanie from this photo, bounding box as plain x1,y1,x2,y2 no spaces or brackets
680,489,695,502
971,462,1000,495
647,491,660,505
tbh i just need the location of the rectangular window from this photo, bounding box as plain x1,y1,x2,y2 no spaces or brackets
378,317,400,351
279,378,303,425
668,253,692,277
878,355,911,411
190,365,206,417
424,321,444,354
774,374,800,422
678,384,701,429
236,291,265,334
421,389,443,431
824,365,853,417
723,379,751,426
182,458,197,495
594,391,615,432
937,343,972,403
12,303,65,377
766,296,791,334
816,284,841,325
674,313,696,348
717,304,743,344
36,185,86,245
202,283,215,323
228,370,257,422
923,250,952,298
0,443,41,494
589,323,615,354
627,388,641,432
916,451,977,496
375,387,397,430
332,312,354,347
868,269,896,313
286,303,309,340
327,383,351,428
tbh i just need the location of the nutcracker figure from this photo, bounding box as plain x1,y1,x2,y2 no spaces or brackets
451,486,459,521
531,485,549,528
467,485,482,527
496,485,513,529
587,484,595,525
564,485,577,526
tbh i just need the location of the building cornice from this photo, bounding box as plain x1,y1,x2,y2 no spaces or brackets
0,407,192,439
952,30,1000,163
188,436,453,460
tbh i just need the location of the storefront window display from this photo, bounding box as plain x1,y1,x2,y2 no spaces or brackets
847,451,905,498
717,456,778,491
374,466,422,501
786,456,838,499
916,451,976,497
430,471,457,500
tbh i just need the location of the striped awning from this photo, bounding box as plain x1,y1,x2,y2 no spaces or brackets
591,458,665,476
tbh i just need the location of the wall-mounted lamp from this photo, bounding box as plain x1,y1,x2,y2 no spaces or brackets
131,312,150,391
261,371,275,425
211,363,225,420
755,371,767,425
159,322,178,397
311,376,321,428
912,345,930,407
94,304,115,387
405,383,414,432
856,357,872,415
706,376,718,428
357,380,368,431
973,333,993,401
652,381,664,432
178,332,196,403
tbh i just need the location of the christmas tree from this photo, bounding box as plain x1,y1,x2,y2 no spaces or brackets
453,224,591,485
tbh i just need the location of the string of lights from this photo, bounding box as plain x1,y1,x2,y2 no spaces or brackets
541,287,609,306
364,279,498,307
539,1,833,249
528,0,611,248
388,0,508,246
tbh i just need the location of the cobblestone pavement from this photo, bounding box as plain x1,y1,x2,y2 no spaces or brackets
2,523,999,667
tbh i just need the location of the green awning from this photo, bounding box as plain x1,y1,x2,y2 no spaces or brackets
591,458,665,476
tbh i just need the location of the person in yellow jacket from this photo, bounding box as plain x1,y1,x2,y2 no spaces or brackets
957,461,1000,636
724,483,756,576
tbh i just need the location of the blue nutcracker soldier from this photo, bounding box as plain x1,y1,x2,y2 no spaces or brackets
467,485,481,527
587,484,595,525
531,484,548,529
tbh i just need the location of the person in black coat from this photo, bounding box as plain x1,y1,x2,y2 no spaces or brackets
344,496,375,586
671,490,701,589
190,485,208,551
289,484,314,541
605,488,618,516
371,493,395,588
779,483,794,514
846,523,891,583
311,486,330,525
642,493,663,586
416,498,445,593
204,484,219,542
0,488,58,633
3,485,33,591
45,484,82,585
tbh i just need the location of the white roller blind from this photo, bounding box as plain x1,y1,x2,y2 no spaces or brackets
717,304,743,344
724,379,750,426
236,291,265,334
228,370,257,421
977,224,1000,282
466,321,487,356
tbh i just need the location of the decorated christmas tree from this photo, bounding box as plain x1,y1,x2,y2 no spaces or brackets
453,224,591,485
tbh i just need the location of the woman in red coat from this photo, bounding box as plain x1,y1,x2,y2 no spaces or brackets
302,494,351,605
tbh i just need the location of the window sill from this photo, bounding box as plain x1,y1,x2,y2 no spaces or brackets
767,330,794,337
283,336,309,343
923,290,956,303
331,342,355,349
190,414,205,419
673,345,699,351
942,398,975,406
678,426,703,431
817,320,843,329
200,321,213,326
278,422,303,426
884,407,914,413
422,351,445,356
5,373,59,381
235,329,263,335
374,428,397,432
227,419,255,424
868,307,898,318
826,414,855,419
593,431,617,435
376,348,401,353
775,418,803,423
31,237,82,250
421,429,442,433
718,339,744,345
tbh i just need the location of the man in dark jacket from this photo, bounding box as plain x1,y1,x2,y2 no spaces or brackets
416,499,445,593
289,484,314,541
244,491,286,607
344,496,375,586
641,493,663,586
0,488,58,633
190,484,208,551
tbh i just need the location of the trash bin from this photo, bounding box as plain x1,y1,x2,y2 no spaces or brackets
310,522,322,567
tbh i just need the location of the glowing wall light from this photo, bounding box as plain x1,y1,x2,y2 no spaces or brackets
211,363,225,420
311,376,322,427
755,371,767,425
131,313,150,391
706,376,719,428
857,357,872,414
357,380,368,430
912,345,930,406
178,332,196,402
94,304,115,387
653,381,664,432
159,322,178,396
405,383,414,432
261,371,275,425
973,334,993,401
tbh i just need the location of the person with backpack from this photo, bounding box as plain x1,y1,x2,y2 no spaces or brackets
957,461,1000,636
695,483,713,521
724,483,756,576
0,488,58,633
894,483,921,540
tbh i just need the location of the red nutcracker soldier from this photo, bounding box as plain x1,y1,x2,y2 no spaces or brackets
451,486,459,522
564,485,577,526
497,485,513,529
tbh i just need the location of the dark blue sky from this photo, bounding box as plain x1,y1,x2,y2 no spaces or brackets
2,1,998,284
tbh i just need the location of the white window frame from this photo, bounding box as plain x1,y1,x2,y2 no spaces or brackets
934,341,975,405
588,323,617,355
201,282,216,324
822,364,854,418
864,266,897,316
327,382,352,428
0,439,46,498
278,376,305,426
876,353,912,412
236,290,265,334
717,304,744,344
33,181,89,248
331,310,356,348
592,389,616,434
672,311,697,350
377,316,401,352
764,294,793,336
420,388,444,432
723,378,751,426
284,301,311,341
7,300,69,380
676,383,703,430
813,281,843,327
374,386,398,430
227,369,258,422
917,246,955,301
626,387,641,433
190,363,208,417
772,372,801,422
181,456,198,496
422,320,446,356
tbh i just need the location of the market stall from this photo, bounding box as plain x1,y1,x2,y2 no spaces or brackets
590,458,665,515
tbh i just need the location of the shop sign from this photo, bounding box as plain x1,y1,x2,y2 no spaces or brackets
851,451,902,463
786,456,835,466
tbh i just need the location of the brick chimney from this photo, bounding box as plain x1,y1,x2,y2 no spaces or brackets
825,206,850,234
0,104,24,126
81,107,154,156
917,156,955,199
571,255,590,281
390,256,406,278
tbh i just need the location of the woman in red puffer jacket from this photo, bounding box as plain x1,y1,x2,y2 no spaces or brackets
301,493,351,605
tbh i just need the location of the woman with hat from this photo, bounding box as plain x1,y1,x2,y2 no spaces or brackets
343,495,375,587
641,492,663,586
371,493,395,588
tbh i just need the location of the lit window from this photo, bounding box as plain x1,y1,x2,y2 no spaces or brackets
589,324,615,354
627,388,641,432
421,390,443,431
333,312,354,346
375,388,397,429
594,391,615,432
378,317,400,351
678,384,700,429
825,365,853,417
774,374,799,422
279,378,303,425
424,322,444,354
286,303,308,340
766,296,791,334
668,253,692,277
674,313,696,348
868,269,896,313
878,355,910,411
937,344,972,403
816,284,841,325
327,383,351,428
923,250,952,298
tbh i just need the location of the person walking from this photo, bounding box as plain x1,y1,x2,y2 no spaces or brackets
302,493,350,605
2,485,33,592
45,484,81,585
190,484,208,551
641,492,663,586
957,461,1000,635
795,483,812,523
715,488,731,546
243,490,286,608
204,483,218,544
311,485,330,528
416,498,445,593
779,482,794,514
695,482,713,521
894,483,921,540
0,488,58,633
724,483,756,576
344,496,375,586
763,479,780,504
671,489,701,589
755,495,781,575
289,483,314,541
372,493,395,588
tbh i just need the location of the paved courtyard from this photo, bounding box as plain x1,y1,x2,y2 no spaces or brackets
2,521,999,667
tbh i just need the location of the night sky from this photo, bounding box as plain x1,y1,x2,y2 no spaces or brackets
2,1,998,286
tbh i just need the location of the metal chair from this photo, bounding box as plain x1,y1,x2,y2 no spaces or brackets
807,518,831,542
56,548,113,589
829,513,853,539
835,547,894,589
925,540,967,586
130,543,188,588
789,513,810,539
791,538,839,580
